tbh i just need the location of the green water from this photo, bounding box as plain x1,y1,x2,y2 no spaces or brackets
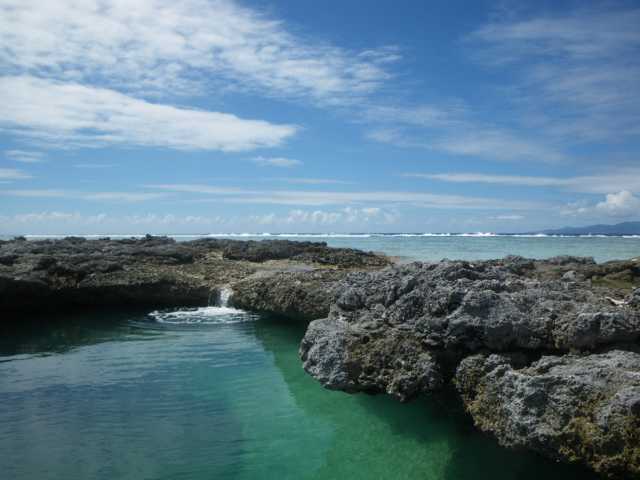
0,308,599,480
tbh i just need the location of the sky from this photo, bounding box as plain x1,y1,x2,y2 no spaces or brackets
1,0,639,234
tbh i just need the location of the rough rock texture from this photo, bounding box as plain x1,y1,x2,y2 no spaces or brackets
231,269,347,321
0,236,389,312
301,259,640,397
298,256,640,477
455,351,640,478
216,239,390,268
300,317,443,400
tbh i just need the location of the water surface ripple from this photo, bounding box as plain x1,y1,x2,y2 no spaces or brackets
0,308,599,479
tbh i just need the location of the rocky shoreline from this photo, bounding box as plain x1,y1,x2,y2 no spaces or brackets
1,237,639,477
0,236,388,313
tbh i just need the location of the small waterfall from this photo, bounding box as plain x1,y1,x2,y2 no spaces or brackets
216,286,233,307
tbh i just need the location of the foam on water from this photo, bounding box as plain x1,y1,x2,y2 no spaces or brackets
149,306,259,325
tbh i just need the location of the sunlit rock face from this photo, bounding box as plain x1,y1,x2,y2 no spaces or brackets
299,257,640,477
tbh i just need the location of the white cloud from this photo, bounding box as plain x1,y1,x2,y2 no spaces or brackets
434,130,567,163
0,168,32,180
266,177,354,185
147,183,540,210
490,214,524,221
595,191,640,218
251,207,397,226
406,168,640,194
74,163,116,169
0,0,395,103
362,104,465,128
364,106,567,163
470,7,640,142
5,150,45,163
561,191,640,218
0,211,228,234
0,189,165,203
405,172,566,187
0,76,297,151
251,156,302,168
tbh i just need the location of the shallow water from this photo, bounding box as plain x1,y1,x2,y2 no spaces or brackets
0,307,599,480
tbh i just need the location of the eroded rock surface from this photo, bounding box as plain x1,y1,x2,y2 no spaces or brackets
455,351,640,478
301,259,640,396
231,269,347,321
299,257,640,477
0,236,389,312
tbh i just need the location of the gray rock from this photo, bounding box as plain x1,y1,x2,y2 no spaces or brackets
307,260,639,356
299,257,640,475
455,350,640,478
0,236,388,313
231,269,347,321
299,316,443,401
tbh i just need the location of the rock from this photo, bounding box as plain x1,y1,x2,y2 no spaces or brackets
0,236,389,313
220,239,390,268
455,351,640,478
299,317,443,401
231,269,346,321
299,256,640,475
303,260,639,359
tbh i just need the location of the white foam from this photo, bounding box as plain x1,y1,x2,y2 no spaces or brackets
149,306,258,325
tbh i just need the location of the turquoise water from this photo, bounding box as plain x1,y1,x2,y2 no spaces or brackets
192,234,640,263
0,307,599,480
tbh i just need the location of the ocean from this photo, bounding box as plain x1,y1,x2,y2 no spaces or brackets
12,232,640,262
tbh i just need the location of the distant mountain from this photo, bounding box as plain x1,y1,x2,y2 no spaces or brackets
543,221,640,236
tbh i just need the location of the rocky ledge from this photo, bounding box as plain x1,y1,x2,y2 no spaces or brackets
298,256,640,478
0,236,390,312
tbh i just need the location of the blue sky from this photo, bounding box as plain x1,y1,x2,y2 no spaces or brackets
1,0,639,234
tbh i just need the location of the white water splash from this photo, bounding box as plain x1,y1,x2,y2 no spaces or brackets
150,287,257,325
149,306,259,325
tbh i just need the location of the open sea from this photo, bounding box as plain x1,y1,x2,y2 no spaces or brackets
0,233,636,479
11,232,640,262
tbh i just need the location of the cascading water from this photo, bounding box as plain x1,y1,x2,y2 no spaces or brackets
217,286,233,307
149,286,259,325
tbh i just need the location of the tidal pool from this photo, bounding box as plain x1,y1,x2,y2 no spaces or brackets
0,307,599,479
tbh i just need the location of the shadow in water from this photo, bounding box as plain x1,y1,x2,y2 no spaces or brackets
252,316,600,480
0,308,162,358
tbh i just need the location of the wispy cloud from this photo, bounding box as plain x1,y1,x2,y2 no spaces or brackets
0,211,228,234
0,76,297,151
251,156,302,168
146,183,540,210
0,189,166,203
0,0,396,104
4,150,45,163
251,207,397,226
0,168,32,180
74,163,117,169
404,168,640,194
266,177,354,185
363,104,568,163
490,214,524,221
470,7,640,142
433,129,567,163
